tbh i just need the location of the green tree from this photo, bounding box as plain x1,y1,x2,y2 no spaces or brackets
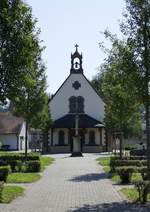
97,32,142,158
0,0,41,104
30,94,52,132
13,67,49,159
91,70,105,100
1,0,51,159
121,0,150,177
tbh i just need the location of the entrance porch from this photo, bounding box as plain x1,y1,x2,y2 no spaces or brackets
48,114,105,154
48,127,105,153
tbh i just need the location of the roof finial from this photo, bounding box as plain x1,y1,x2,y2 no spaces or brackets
75,44,79,52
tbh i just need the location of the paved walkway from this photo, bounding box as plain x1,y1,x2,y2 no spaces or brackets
0,153,149,212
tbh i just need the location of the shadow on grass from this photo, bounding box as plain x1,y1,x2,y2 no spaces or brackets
69,173,107,182
69,201,150,212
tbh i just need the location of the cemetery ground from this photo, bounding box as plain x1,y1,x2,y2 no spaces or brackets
97,155,150,203
0,152,54,203
0,153,150,212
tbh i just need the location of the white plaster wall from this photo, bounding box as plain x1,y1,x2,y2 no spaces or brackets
0,134,17,150
64,129,69,145
84,132,89,145
102,128,105,145
49,74,104,122
95,129,100,145
53,129,58,145
18,122,26,150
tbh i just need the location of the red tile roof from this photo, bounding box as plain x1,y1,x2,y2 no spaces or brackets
0,112,24,134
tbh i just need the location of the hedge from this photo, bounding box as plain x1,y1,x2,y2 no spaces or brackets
0,166,10,182
130,156,147,160
130,149,146,156
116,166,137,184
0,182,4,202
0,153,40,162
137,167,148,180
110,159,147,172
135,181,150,203
26,161,41,172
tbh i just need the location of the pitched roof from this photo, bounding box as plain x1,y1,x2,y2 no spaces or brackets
52,114,104,128
0,112,24,134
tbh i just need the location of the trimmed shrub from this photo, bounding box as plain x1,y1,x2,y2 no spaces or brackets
0,153,40,162
0,181,4,202
110,159,147,172
0,166,10,182
138,167,148,180
124,146,135,151
0,153,40,173
110,156,119,172
0,160,8,166
16,160,23,172
26,161,41,172
130,149,146,156
130,156,147,160
135,181,150,203
8,160,23,172
116,166,136,184
8,160,18,172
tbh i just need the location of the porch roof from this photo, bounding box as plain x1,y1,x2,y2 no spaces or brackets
52,114,104,128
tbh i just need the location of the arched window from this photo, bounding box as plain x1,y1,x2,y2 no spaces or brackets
89,131,95,145
58,130,65,146
69,96,76,113
69,96,84,113
77,96,84,113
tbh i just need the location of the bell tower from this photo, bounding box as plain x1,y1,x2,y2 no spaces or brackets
70,44,83,74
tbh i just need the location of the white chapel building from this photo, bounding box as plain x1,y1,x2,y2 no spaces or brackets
48,45,106,153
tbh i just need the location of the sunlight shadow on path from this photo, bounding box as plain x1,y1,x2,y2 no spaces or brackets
69,173,107,182
69,201,150,212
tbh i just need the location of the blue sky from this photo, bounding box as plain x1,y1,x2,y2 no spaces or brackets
26,0,125,94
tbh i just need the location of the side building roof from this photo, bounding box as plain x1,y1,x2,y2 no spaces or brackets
0,112,24,134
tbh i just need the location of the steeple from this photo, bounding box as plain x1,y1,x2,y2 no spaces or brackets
70,44,83,74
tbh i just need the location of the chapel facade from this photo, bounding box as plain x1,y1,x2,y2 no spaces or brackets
48,45,106,153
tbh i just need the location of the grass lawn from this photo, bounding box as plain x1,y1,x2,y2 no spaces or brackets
1,185,24,203
121,188,150,202
97,157,149,203
96,157,111,166
40,156,54,171
7,173,41,183
6,156,54,183
97,157,111,176
121,188,139,202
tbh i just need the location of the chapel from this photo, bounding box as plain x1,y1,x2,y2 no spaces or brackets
48,45,105,153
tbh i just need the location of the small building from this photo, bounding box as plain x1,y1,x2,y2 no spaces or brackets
48,45,106,153
0,112,27,150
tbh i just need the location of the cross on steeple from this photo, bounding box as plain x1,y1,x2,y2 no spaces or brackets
75,44,79,52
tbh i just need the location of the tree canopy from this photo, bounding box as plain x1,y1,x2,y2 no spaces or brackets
92,32,142,138
0,0,43,104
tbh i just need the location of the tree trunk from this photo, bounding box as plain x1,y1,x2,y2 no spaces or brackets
120,133,123,159
25,120,28,162
146,100,150,178
114,134,117,155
